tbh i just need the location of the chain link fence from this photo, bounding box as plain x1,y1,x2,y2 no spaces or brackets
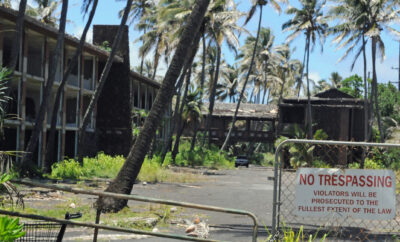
272,139,400,240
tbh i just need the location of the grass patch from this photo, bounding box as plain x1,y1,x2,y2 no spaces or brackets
5,196,182,231
49,153,203,183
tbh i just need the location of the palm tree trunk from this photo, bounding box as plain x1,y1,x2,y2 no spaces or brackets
98,0,210,212
297,43,307,97
8,0,27,71
152,35,161,80
205,45,221,147
172,68,191,161
21,0,69,174
305,32,313,139
45,0,98,171
139,29,147,75
221,4,263,151
371,37,384,143
77,0,133,162
361,34,368,167
160,31,201,163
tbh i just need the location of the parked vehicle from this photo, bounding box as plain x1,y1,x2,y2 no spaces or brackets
235,155,249,168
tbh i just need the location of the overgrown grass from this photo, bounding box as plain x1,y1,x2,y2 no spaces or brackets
6,196,180,231
50,152,202,183
173,142,234,168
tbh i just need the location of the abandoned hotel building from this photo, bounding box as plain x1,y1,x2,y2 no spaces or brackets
0,6,165,166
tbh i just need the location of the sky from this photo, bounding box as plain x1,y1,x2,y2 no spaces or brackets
24,0,400,87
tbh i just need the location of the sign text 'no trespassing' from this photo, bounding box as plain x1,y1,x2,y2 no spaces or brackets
296,168,396,220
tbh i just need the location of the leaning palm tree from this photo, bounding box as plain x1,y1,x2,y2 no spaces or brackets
45,0,98,170
221,0,285,151
22,0,69,174
98,0,211,212
282,0,328,139
77,0,134,162
8,0,27,72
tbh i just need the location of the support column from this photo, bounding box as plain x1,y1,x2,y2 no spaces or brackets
0,23,3,67
338,108,350,165
145,85,148,110
19,32,28,154
40,37,49,164
60,47,68,160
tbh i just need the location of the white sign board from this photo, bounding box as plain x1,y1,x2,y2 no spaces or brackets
296,168,396,220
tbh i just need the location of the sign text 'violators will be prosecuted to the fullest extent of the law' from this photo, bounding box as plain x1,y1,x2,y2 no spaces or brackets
295,168,396,220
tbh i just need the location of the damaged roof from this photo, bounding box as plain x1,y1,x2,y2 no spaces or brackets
202,102,278,120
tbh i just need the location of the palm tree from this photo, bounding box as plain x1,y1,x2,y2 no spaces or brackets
221,0,285,151
218,63,239,102
202,3,245,146
45,0,98,170
21,0,69,174
282,0,328,139
125,0,154,75
98,0,211,212
77,0,133,162
328,0,370,143
26,0,60,26
329,71,342,88
364,0,400,143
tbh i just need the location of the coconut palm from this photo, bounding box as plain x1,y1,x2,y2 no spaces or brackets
221,0,285,150
8,0,27,72
363,0,400,143
45,0,98,170
282,0,328,139
329,0,371,142
26,0,60,26
329,71,342,88
22,0,68,174
218,64,239,102
99,0,211,212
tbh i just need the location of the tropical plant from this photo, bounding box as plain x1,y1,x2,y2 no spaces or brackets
26,0,60,26
340,74,363,98
282,0,328,139
0,216,25,242
98,0,211,212
221,0,285,151
329,72,342,88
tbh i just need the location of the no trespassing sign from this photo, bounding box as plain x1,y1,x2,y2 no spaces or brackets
295,168,396,220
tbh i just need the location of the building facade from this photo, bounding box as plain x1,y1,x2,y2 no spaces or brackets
0,6,164,167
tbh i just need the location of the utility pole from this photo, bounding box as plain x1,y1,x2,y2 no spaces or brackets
391,41,400,91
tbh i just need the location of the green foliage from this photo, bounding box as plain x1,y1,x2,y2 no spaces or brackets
377,83,400,122
0,217,25,242
50,153,125,179
276,125,329,169
174,141,234,168
99,41,112,52
339,74,363,98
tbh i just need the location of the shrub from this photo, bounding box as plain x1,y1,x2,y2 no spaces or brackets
0,217,25,242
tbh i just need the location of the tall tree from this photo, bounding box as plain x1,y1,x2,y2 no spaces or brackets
329,0,370,143
26,0,60,26
8,0,27,72
98,0,211,212
221,0,284,151
77,0,133,162
203,2,244,146
45,0,98,170
21,0,69,174
282,0,328,139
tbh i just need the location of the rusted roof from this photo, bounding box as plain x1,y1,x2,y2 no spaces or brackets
314,88,355,99
0,6,160,88
202,102,278,120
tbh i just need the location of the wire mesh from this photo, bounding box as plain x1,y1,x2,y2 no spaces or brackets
275,141,400,240
16,222,63,242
